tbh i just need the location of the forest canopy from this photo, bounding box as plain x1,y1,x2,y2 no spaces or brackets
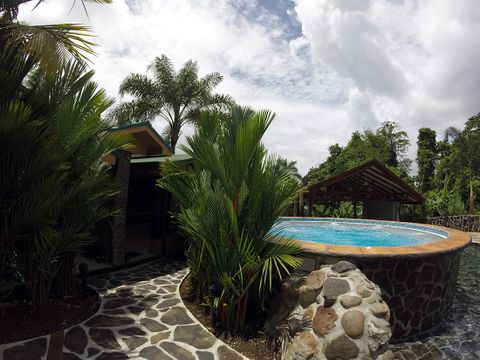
303,116,480,219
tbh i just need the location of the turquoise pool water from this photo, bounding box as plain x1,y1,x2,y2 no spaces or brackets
274,218,448,247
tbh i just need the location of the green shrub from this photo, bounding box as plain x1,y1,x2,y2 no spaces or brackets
159,107,302,333
0,48,126,307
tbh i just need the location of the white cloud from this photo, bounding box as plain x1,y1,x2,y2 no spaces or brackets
294,0,480,170
18,0,480,175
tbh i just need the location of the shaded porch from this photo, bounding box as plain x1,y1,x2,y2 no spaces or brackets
304,159,424,220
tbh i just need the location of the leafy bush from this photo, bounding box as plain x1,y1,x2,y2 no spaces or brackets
159,107,302,333
312,201,362,218
425,184,465,217
0,47,126,307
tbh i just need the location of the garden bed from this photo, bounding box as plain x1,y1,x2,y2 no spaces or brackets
0,287,99,345
180,274,279,360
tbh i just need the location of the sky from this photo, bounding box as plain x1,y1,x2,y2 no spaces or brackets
18,0,480,175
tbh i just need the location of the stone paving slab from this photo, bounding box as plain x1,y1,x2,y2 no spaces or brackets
0,259,247,360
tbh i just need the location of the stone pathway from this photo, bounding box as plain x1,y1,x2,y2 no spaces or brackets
0,259,246,360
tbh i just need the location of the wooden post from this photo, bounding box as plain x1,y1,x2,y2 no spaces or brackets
111,150,131,265
299,192,304,217
307,192,314,217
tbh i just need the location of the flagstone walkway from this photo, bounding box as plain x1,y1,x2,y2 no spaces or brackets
0,259,246,360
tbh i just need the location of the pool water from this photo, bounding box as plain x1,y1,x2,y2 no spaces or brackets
274,219,447,247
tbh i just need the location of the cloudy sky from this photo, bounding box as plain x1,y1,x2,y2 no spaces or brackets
19,0,480,175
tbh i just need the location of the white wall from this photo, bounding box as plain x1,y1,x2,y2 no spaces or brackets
363,200,400,221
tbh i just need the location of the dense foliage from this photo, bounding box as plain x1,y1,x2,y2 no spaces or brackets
416,128,437,194
159,107,302,332
0,1,125,307
303,121,411,186
435,115,480,214
110,55,234,151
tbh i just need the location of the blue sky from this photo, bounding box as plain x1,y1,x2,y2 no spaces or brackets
19,0,480,174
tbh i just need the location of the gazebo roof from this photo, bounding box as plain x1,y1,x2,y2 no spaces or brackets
307,159,424,204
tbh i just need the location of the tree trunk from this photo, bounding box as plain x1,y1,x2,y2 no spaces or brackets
469,178,476,214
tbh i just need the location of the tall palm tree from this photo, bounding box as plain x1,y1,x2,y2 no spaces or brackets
159,107,301,332
274,158,302,182
0,0,111,70
110,54,234,152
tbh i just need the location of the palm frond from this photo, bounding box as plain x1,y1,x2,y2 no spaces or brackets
0,22,96,69
159,105,301,332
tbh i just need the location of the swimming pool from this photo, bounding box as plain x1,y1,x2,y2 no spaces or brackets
274,218,448,247
279,217,471,340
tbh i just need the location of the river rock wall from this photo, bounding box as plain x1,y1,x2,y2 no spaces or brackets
265,261,393,360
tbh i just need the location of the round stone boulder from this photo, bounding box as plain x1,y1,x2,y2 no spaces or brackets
341,295,363,309
299,270,326,307
370,302,390,320
283,331,317,360
341,310,365,338
331,260,357,273
313,307,338,336
325,334,359,360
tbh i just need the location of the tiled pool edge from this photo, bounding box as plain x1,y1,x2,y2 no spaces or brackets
280,217,471,258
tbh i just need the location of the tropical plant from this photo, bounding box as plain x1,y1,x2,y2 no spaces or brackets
110,54,234,151
416,127,437,193
376,121,410,170
0,0,111,71
333,202,362,218
303,121,411,186
436,116,480,214
159,107,302,332
0,42,125,307
274,158,302,182
425,183,465,217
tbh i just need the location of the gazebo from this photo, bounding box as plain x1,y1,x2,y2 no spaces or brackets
305,159,424,220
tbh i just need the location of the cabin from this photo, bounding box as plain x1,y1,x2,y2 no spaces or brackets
83,122,192,268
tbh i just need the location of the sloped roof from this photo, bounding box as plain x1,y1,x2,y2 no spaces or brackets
307,159,424,204
109,122,172,156
103,122,173,165
130,154,193,164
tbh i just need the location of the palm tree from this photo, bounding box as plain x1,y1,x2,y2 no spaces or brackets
0,0,111,70
159,107,301,332
274,158,302,182
110,54,234,152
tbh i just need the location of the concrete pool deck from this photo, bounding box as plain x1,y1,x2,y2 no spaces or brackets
470,232,480,244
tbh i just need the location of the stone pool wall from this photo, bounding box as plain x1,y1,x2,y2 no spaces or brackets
427,215,480,232
298,251,463,341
